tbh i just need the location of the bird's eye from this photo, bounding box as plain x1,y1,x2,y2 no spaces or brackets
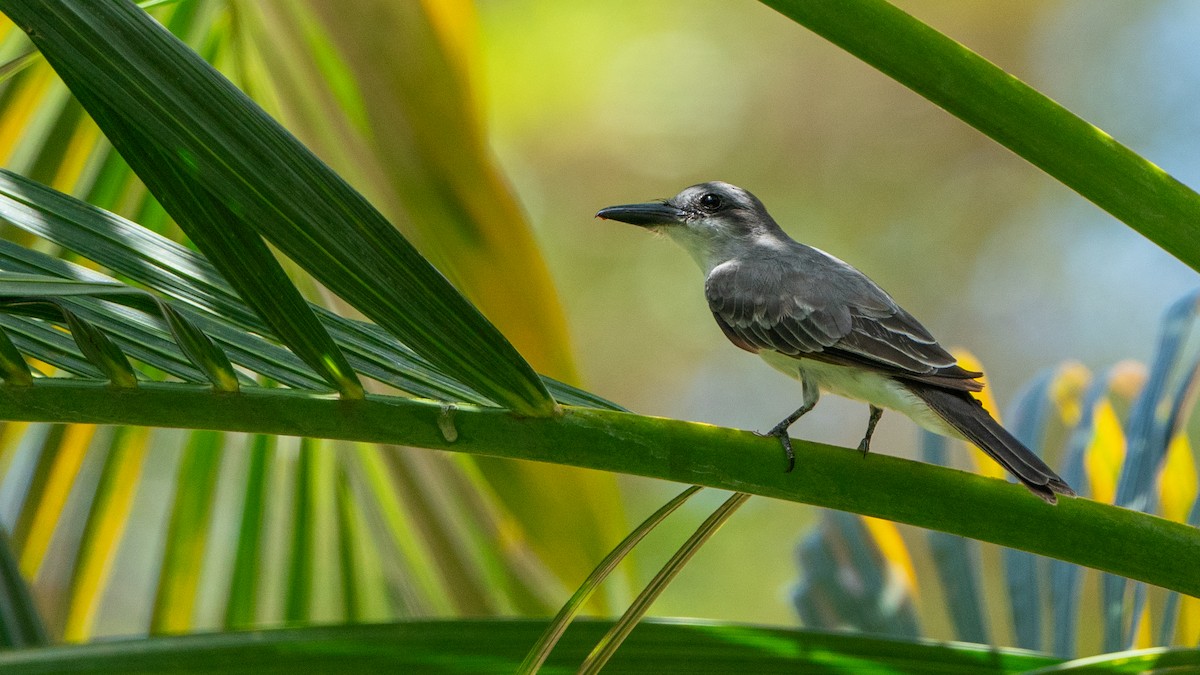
699,193,722,211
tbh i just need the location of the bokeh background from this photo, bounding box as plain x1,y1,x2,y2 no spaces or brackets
475,0,1199,634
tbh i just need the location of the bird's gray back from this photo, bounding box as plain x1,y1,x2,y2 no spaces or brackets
704,239,982,389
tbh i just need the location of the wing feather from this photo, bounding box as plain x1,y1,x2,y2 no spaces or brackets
704,249,981,391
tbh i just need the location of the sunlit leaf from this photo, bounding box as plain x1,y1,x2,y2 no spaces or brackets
1030,646,1200,674
236,0,577,382
1159,437,1199,524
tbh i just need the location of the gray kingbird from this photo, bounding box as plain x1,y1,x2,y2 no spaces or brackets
597,181,1074,504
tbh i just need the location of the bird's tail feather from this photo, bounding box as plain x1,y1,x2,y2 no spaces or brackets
910,385,1075,504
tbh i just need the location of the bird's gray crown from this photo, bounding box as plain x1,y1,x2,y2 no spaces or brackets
666,181,772,228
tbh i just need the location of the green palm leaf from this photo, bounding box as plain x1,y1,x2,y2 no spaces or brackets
2,0,554,415
762,0,1200,274
0,620,1064,673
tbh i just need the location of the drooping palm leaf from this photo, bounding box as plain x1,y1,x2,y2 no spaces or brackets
0,176,598,638
233,0,577,381
1,0,555,415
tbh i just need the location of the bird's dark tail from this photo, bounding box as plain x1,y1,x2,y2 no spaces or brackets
910,385,1076,504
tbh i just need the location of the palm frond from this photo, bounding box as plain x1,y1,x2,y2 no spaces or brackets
3,0,554,414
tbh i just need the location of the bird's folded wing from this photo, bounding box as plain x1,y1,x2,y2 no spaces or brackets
704,256,982,390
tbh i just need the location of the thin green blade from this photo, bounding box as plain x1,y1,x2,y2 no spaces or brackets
82,103,362,398
761,0,1200,274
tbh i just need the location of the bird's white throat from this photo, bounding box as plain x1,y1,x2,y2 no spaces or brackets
665,225,791,275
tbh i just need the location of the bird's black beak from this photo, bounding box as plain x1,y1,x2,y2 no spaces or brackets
596,201,686,227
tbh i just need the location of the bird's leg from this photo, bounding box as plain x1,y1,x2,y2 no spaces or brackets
857,405,884,457
759,378,819,473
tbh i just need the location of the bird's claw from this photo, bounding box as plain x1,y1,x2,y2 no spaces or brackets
856,438,871,458
756,428,796,473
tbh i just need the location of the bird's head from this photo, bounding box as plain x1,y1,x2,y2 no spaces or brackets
597,181,784,270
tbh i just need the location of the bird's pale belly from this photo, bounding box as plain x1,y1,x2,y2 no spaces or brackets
757,350,961,439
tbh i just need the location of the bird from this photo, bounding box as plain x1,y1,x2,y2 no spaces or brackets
597,181,1075,504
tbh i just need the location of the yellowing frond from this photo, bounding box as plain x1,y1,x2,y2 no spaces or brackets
49,116,101,193
1159,433,1198,523
1180,595,1200,646
19,424,96,578
1132,603,1153,649
1085,399,1126,504
420,0,478,93
63,427,151,642
1050,361,1091,427
861,515,917,594
0,68,54,164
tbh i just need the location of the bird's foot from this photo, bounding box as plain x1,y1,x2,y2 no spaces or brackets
857,406,883,459
756,426,796,473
